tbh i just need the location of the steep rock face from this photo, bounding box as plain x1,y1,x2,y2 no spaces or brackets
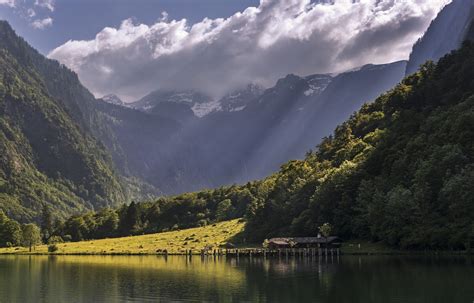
406,0,474,75
0,21,127,221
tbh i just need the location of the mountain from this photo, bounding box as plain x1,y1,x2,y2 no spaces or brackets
101,94,125,106
218,84,265,112
130,85,265,118
180,61,407,188
130,90,214,117
243,41,474,248
56,42,474,250
0,21,127,221
96,61,406,196
406,0,474,75
242,62,408,181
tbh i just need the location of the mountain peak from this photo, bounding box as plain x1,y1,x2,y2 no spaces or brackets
274,74,305,90
101,94,125,106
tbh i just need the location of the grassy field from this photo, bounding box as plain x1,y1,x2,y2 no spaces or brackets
0,219,245,255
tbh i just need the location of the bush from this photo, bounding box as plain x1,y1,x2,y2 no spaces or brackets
197,219,208,227
48,236,64,244
48,244,59,253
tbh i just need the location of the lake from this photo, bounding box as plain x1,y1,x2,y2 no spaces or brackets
0,255,472,302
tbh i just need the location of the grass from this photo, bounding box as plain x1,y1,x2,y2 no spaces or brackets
0,219,245,255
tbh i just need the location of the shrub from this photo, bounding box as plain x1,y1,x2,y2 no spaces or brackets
48,244,59,253
48,236,64,244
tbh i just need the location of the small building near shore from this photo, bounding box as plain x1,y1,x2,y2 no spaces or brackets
267,236,342,249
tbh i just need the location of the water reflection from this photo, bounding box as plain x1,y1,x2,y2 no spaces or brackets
0,255,472,302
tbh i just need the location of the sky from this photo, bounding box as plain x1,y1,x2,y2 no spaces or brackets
1,0,451,101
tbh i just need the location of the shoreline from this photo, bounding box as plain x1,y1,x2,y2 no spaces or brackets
1,250,472,256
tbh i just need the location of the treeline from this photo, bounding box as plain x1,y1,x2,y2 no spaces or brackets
4,43,473,251
29,186,262,242
0,210,42,250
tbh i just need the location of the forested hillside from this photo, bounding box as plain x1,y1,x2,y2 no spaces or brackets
245,43,474,249
36,42,474,250
0,21,127,221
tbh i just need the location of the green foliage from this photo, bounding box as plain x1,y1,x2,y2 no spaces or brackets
47,244,58,253
4,22,473,252
242,43,474,249
0,210,21,247
47,235,64,245
21,223,41,251
216,199,234,221
0,21,127,221
319,223,332,238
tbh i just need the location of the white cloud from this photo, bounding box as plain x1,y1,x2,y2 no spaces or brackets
31,17,53,29
34,0,54,12
27,8,36,17
0,0,15,7
49,0,451,101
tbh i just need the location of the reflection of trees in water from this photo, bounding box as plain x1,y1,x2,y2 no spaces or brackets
0,255,247,302
1,255,473,302
237,256,474,303
236,256,340,302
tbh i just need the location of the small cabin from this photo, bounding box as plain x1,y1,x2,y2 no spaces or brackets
267,236,342,249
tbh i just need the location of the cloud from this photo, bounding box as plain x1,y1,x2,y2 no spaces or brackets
31,17,52,29
34,0,54,12
0,0,15,7
27,8,36,17
49,0,451,101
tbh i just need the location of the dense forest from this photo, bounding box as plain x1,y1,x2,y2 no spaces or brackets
2,42,471,250
0,22,128,221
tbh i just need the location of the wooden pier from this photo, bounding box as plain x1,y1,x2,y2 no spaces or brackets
163,247,341,258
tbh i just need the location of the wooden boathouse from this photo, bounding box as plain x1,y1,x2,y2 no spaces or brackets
267,236,342,249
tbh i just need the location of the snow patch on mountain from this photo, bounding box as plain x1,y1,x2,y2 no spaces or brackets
192,100,223,117
303,74,333,96
101,94,125,106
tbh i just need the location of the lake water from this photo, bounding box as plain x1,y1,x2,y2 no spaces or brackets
0,255,472,302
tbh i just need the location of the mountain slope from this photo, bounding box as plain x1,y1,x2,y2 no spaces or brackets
55,43,474,250
176,61,407,189
244,42,474,248
0,21,127,221
406,0,474,75
103,61,406,195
